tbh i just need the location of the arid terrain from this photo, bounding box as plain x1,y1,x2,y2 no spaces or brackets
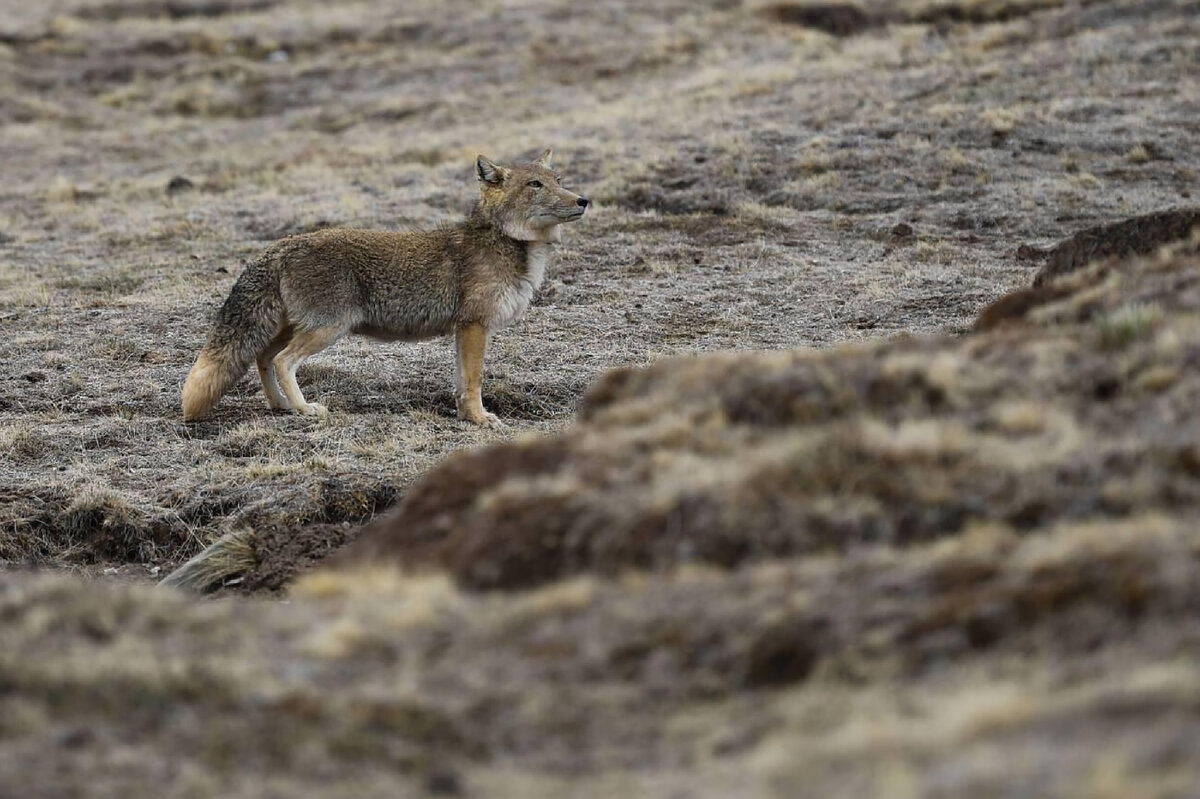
2,0,1200,796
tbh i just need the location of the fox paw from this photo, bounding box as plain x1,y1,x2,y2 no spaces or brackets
460,409,504,429
296,402,328,418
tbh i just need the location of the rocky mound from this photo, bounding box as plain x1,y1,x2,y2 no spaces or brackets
1032,207,1200,286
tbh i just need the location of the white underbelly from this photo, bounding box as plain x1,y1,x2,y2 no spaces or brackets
492,281,536,328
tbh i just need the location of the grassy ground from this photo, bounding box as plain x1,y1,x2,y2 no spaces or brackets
2,0,1200,795
3,0,1196,577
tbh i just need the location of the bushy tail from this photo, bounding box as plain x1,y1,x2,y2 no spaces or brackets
182,254,283,420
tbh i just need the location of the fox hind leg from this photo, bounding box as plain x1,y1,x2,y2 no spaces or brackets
272,325,345,417
257,326,294,410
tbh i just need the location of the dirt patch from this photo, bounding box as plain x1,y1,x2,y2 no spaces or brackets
241,521,363,593
74,0,280,22
759,3,878,37
761,0,1071,33
971,282,1071,329
907,0,1067,25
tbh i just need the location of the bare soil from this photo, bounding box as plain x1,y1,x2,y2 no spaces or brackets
2,0,1200,795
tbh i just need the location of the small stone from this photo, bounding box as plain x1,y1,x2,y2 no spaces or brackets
743,619,821,688
425,767,463,796
55,727,93,749
166,176,194,195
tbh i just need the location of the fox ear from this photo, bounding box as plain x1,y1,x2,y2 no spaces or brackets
476,155,506,184
533,148,553,168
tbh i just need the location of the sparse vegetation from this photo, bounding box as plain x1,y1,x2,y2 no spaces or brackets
1095,302,1163,350
2,0,1200,795
1127,143,1151,164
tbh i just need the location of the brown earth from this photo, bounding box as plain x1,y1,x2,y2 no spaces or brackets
7,505,1200,797
1031,206,1200,285
3,0,1200,795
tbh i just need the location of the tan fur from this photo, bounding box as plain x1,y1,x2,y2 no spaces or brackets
181,351,225,420
180,149,588,426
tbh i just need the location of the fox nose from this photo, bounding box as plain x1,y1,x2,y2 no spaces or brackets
577,197,590,208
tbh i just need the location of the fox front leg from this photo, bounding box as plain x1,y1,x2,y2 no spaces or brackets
454,323,503,429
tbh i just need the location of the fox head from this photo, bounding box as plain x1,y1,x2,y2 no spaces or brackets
475,149,589,242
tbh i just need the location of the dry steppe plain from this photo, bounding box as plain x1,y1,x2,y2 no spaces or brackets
2,0,1200,795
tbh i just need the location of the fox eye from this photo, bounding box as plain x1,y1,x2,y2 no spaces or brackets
527,180,543,188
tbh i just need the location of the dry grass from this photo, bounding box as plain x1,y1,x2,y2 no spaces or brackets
2,0,1200,793
6,506,1200,795
6,0,1122,569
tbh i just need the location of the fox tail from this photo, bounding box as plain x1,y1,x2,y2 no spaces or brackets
181,254,282,420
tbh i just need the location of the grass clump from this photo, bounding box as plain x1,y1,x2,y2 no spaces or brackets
1095,303,1163,350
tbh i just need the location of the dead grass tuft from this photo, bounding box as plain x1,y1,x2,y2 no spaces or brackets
1095,303,1163,350
158,527,258,592
62,489,151,562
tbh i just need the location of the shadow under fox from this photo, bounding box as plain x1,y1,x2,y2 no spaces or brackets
181,149,588,427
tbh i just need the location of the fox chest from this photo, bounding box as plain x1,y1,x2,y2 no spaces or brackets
491,244,550,329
